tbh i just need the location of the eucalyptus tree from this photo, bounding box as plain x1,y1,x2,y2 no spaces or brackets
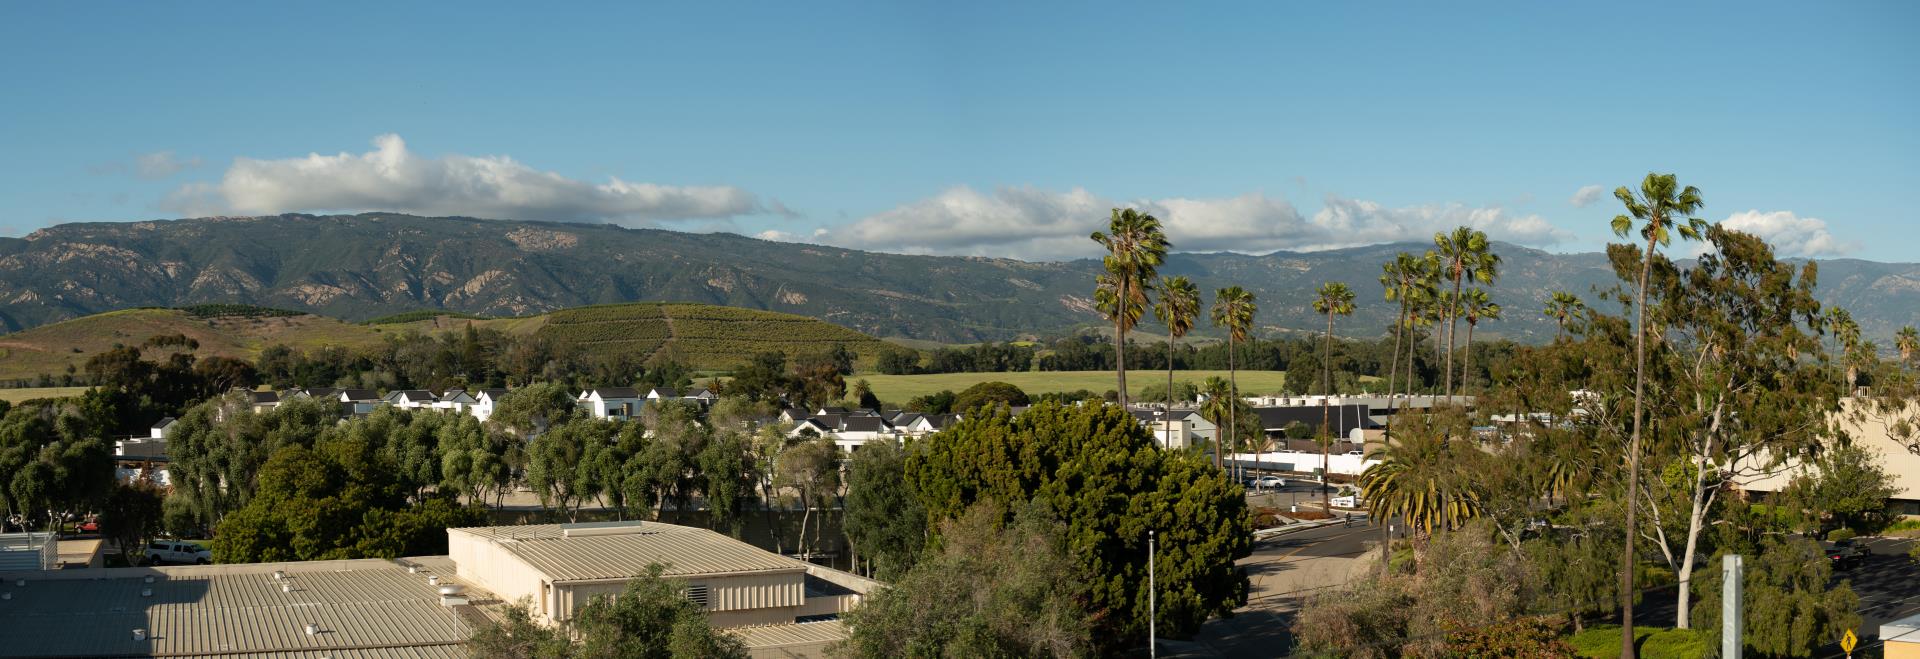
1607,172,1706,653
1433,227,1500,400
1543,291,1587,342
1211,286,1257,472
1313,281,1356,505
1154,276,1202,447
1090,208,1171,409
1460,288,1501,395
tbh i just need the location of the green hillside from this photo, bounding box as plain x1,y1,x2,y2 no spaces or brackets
0,302,892,381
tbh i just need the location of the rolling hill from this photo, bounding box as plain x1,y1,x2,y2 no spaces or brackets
0,302,894,381
3,213,1917,343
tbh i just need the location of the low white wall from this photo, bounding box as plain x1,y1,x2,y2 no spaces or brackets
1228,452,1378,476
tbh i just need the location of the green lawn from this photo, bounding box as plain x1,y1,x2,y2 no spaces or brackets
0,386,89,403
853,370,1289,402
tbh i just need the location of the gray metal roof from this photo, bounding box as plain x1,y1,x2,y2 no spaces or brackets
0,559,478,658
731,620,847,652
451,522,805,582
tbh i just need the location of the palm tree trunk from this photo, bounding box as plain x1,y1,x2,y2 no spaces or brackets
1463,322,1476,396
1166,337,1176,449
1620,232,1658,659
1385,302,1405,439
1444,273,1463,401
1228,336,1238,481
1322,311,1334,513
1116,317,1129,409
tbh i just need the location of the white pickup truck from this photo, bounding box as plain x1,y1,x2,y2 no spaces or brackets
143,540,212,565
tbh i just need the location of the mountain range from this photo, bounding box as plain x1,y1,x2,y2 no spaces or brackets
3,213,1917,344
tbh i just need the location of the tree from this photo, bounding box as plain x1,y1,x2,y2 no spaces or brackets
1433,226,1500,400
1090,207,1170,409
1898,325,1920,364
100,480,165,561
696,430,757,536
904,402,1250,651
1210,286,1257,472
468,599,573,659
723,351,795,403
1543,290,1586,342
1460,288,1500,394
842,439,927,580
851,378,882,410
1688,536,1860,658
951,381,1030,413
838,501,1094,658
1358,409,1481,572
0,400,113,531
569,564,750,659
1608,171,1707,655
1780,442,1899,535
526,418,617,522
488,382,580,439
775,436,841,555
1155,276,1202,446
1313,281,1356,507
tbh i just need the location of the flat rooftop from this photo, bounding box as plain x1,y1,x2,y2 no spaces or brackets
0,557,480,658
451,521,805,581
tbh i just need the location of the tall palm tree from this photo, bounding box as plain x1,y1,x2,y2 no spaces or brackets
1379,253,1426,437
1460,288,1500,395
1313,281,1356,507
1826,308,1864,391
1154,275,1201,448
1609,172,1706,653
1211,286,1257,474
1433,227,1500,401
1898,326,1920,364
1543,291,1586,342
1091,208,1170,410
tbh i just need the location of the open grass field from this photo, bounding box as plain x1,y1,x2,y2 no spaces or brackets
854,370,1291,402
0,302,896,381
0,386,88,402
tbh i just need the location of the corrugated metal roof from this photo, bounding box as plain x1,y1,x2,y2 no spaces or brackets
731,620,847,649
0,560,479,658
452,522,805,581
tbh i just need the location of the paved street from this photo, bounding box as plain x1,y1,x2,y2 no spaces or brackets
1187,517,1387,657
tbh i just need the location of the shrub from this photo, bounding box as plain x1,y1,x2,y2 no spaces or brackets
1827,527,1857,542
1884,518,1920,534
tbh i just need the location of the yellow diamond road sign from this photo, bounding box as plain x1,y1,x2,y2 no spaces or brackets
1842,629,1858,654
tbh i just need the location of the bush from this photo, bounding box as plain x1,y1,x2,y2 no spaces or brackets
1884,518,1920,534
1827,527,1857,542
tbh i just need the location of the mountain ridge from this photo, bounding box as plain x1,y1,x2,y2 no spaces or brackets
3,213,1917,343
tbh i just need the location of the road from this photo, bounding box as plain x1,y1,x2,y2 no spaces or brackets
1186,517,1388,657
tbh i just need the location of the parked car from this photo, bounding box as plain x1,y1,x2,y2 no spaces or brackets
1824,540,1866,570
1249,475,1286,488
144,541,212,565
74,519,99,534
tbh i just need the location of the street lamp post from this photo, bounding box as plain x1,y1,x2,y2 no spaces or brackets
1149,530,1157,659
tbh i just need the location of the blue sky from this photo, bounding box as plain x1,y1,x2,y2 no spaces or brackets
2,2,1913,261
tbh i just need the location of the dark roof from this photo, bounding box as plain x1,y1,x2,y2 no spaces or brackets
891,412,923,426
841,417,889,433
478,388,509,399
245,390,279,404
589,387,642,399
389,389,436,400
151,417,177,429
339,389,379,401
812,414,845,429
685,387,713,397
1251,404,1377,436
817,406,851,416
649,388,678,398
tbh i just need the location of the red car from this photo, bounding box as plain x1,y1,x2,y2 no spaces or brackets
75,519,99,533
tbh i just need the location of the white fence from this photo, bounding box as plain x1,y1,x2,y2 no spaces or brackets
1227,451,1378,477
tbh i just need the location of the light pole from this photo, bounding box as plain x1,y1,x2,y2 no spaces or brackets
1149,529,1157,659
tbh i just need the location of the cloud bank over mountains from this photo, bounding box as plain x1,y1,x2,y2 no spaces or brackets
151,135,1855,261
163,134,759,223
814,186,1576,261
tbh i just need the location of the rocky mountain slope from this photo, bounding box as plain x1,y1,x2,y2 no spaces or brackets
3,213,1916,343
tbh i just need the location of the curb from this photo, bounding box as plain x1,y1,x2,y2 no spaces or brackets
1253,515,1367,540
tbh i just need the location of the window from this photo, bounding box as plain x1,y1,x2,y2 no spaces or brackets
684,584,710,609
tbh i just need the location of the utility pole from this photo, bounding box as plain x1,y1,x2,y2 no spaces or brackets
1149,530,1157,659
1722,554,1743,659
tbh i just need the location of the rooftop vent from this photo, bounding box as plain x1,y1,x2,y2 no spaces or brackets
141,588,152,598
428,575,440,586
2,592,10,601
304,623,320,636
132,629,147,641
437,584,466,596
272,571,286,580
561,521,653,538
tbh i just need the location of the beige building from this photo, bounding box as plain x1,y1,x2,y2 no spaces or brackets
449,520,877,629
1736,400,1920,517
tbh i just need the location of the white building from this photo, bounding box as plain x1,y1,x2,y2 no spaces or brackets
578,387,645,421
469,389,509,423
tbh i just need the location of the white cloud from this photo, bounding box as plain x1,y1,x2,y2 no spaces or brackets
1716,210,1856,257
1569,184,1605,207
808,186,1575,261
163,134,758,223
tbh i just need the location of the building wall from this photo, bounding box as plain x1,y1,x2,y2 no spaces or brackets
448,531,548,621
552,570,805,623
1736,399,1920,515
1888,640,1920,659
